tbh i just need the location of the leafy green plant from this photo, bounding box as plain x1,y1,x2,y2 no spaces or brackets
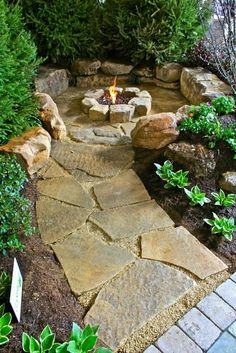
154,161,189,189
0,304,13,346
0,154,34,254
56,323,112,353
22,325,58,353
14,0,103,64
204,213,236,241
211,96,235,114
22,324,113,353
184,185,211,206
0,272,11,302
0,0,40,145
211,189,236,207
102,0,210,64
155,160,173,181
187,103,215,119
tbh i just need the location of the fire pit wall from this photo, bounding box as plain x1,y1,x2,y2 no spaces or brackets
82,87,152,124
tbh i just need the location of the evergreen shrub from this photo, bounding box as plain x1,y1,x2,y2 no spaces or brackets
0,0,40,145
15,0,103,64
102,0,210,64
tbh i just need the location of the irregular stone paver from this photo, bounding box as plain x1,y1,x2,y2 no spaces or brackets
69,126,130,145
85,260,195,350
120,122,136,137
229,321,236,338
156,325,203,353
51,142,134,177
207,332,236,353
231,272,236,283
178,308,221,350
36,197,91,244
52,227,134,295
68,169,102,183
215,279,236,309
41,159,68,178
141,226,227,279
197,292,236,330
89,200,174,240
37,177,94,209
144,345,162,353
93,170,151,209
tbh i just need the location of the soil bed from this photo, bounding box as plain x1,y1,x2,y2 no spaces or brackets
134,114,236,273
0,177,85,353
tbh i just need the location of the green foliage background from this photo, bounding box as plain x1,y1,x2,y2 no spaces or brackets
101,0,209,64
0,0,40,145
14,0,104,64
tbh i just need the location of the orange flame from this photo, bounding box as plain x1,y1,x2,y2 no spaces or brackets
109,76,118,104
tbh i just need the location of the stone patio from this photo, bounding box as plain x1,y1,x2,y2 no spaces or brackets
36,84,231,352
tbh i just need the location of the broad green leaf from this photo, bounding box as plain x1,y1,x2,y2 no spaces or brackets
0,324,13,336
0,312,12,327
92,325,99,335
40,325,52,342
94,348,113,353
29,336,40,353
55,342,69,353
70,322,82,342
81,335,98,352
42,333,55,350
22,332,31,352
0,335,9,345
67,341,80,353
81,325,93,340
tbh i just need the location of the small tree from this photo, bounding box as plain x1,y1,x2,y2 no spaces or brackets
0,0,40,145
196,0,236,96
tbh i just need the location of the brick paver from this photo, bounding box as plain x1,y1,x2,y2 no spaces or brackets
228,321,236,338
207,332,236,353
144,345,162,353
156,325,203,353
177,308,221,350
197,292,236,330
215,279,236,309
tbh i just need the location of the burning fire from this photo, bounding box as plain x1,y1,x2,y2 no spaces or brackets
109,76,118,104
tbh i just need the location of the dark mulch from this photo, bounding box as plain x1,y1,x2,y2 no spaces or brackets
134,114,236,273
97,93,131,105
0,177,85,353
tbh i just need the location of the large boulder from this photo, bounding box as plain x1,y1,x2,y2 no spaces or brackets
180,67,231,105
35,66,69,98
101,60,134,75
165,142,216,177
0,127,51,175
36,92,66,140
219,172,236,193
156,63,183,82
71,59,101,76
131,113,178,150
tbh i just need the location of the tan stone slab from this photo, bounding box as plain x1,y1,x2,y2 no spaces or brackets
85,259,195,350
89,200,174,240
51,142,134,178
42,159,69,178
52,227,134,295
36,197,91,244
37,176,95,209
141,226,228,279
94,170,151,209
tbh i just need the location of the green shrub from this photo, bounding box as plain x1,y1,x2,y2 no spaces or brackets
0,272,11,303
102,0,209,64
0,154,34,254
211,96,235,115
14,0,103,64
0,0,40,146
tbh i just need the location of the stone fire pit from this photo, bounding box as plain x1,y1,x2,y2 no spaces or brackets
81,87,152,123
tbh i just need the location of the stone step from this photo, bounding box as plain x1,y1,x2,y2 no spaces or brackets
85,259,195,350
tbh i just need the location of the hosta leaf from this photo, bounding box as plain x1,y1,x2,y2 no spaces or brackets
40,325,52,342
29,336,40,352
22,332,31,352
0,312,12,327
94,348,113,353
67,341,80,353
55,342,68,353
41,333,55,350
0,335,9,345
0,324,13,336
81,335,98,352
70,322,82,342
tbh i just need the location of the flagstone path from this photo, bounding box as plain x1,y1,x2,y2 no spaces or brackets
36,85,230,352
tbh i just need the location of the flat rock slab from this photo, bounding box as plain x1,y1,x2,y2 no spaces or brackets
52,227,134,295
85,260,195,350
94,170,151,209
36,197,91,244
37,176,95,209
39,159,69,179
89,200,174,240
69,126,130,145
51,142,134,177
141,226,227,279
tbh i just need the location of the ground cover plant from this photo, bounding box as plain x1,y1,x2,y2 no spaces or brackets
178,96,236,157
101,0,210,64
0,304,13,346
155,161,189,189
204,213,236,241
0,0,40,145
0,154,34,254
